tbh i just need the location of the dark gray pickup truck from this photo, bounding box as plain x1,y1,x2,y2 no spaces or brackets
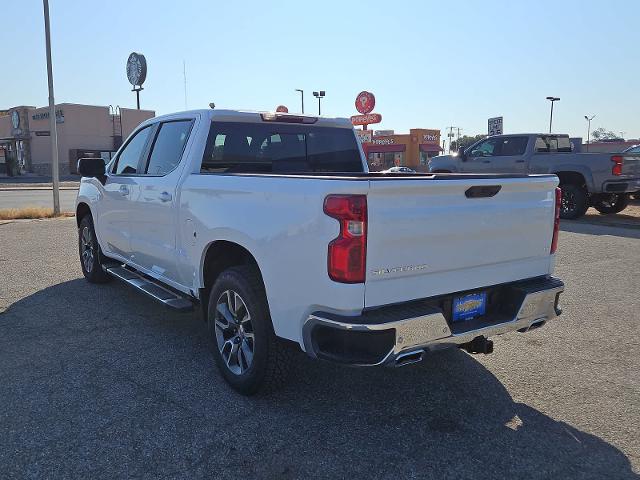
428,133,640,219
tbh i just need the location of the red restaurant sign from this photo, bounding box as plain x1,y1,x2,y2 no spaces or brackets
355,91,375,114
350,113,382,126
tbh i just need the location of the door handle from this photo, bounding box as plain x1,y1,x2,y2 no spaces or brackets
515,160,525,163
159,191,172,203
482,160,491,163
119,185,129,195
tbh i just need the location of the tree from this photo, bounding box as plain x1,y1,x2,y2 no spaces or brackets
591,128,622,142
451,134,486,151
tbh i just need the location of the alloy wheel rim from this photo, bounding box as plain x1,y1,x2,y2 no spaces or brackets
214,290,255,375
601,194,618,208
81,226,95,273
561,191,576,214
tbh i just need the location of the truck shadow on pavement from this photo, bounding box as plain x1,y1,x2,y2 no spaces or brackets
1,279,637,479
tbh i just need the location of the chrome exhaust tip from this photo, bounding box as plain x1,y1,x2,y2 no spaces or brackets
395,350,425,367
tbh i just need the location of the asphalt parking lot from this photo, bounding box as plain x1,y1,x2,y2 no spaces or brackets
0,218,638,479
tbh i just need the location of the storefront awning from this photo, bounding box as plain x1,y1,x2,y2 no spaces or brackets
419,143,443,153
364,144,406,153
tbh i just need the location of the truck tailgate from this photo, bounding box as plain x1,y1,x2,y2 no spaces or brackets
621,154,640,176
365,175,557,308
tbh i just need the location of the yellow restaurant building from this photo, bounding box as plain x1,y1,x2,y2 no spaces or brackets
360,128,442,171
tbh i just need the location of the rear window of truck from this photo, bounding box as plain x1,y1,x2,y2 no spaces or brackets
200,122,364,174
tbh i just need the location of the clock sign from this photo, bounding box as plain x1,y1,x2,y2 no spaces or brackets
126,52,147,87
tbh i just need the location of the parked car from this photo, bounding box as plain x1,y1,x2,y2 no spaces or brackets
429,134,640,219
75,109,564,394
623,145,640,154
382,166,416,173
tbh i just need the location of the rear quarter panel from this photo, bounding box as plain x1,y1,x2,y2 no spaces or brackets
179,174,368,346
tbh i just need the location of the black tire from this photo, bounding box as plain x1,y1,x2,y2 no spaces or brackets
559,183,589,220
78,215,112,283
591,193,630,215
207,265,294,395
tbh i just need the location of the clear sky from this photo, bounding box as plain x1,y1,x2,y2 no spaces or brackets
2,0,638,141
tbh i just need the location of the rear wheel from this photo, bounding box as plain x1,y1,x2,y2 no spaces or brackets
559,184,589,219
78,215,111,283
207,265,293,395
591,193,630,215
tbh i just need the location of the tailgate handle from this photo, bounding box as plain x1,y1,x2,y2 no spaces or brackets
465,185,501,198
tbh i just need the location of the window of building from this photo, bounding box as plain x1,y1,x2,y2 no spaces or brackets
145,120,193,175
201,122,363,173
113,125,152,175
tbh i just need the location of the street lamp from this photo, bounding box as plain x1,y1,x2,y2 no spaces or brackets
584,115,595,151
313,91,325,115
546,96,560,133
43,0,60,215
295,89,304,114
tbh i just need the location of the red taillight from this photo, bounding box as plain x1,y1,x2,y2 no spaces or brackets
611,155,623,176
323,194,367,283
551,187,561,254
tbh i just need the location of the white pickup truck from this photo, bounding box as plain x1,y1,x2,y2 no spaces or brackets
76,109,564,394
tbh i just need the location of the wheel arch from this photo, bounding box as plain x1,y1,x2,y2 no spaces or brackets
553,171,587,190
76,202,91,227
199,240,268,320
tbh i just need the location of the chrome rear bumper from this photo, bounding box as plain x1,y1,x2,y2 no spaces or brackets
303,276,564,366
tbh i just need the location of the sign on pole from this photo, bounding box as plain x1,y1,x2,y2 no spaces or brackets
488,117,503,136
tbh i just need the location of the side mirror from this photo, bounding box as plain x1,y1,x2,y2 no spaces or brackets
457,147,466,161
77,157,106,178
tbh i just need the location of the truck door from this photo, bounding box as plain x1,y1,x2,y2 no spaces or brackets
98,125,154,259
126,119,194,286
461,137,501,172
486,136,529,173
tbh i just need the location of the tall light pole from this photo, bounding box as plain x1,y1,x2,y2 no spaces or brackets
43,0,60,215
295,89,304,114
313,91,325,115
584,115,595,151
546,96,560,133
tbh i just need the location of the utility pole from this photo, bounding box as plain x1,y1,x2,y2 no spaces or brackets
183,60,188,110
620,131,626,140
447,126,457,153
43,0,60,215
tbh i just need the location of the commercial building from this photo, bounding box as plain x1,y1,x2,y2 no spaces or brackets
0,103,154,176
359,128,442,171
582,140,639,153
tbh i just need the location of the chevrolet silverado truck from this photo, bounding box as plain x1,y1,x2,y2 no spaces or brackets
428,133,640,219
75,109,564,395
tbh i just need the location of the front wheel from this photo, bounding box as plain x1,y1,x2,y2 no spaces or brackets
78,215,111,283
591,193,630,215
207,266,294,395
559,184,589,220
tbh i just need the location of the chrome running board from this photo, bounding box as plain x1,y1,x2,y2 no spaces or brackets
106,265,194,312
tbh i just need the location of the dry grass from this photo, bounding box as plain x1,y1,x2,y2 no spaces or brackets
0,207,74,220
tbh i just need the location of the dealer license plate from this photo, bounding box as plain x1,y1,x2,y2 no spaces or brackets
452,292,487,322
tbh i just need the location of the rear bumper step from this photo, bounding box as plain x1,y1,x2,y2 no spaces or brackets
303,276,564,366
105,265,194,312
